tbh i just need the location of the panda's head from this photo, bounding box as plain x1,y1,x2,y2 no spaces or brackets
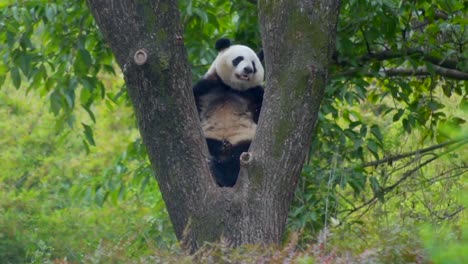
205,38,264,91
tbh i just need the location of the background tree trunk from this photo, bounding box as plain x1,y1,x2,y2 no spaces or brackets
87,0,340,252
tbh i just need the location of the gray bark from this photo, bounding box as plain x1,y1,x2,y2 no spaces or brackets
87,0,340,252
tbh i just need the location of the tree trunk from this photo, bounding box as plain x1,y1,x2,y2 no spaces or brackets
86,0,340,252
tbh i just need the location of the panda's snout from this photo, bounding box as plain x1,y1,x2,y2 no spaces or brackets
243,66,253,74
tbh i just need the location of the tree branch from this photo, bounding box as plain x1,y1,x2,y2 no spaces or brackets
335,48,461,70
342,155,439,217
343,138,465,217
383,155,439,194
362,138,467,168
334,65,468,80
364,48,460,70
432,206,465,220
383,66,468,80
406,167,468,191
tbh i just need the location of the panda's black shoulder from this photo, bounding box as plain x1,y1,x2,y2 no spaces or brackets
193,77,226,98
242,85,264,100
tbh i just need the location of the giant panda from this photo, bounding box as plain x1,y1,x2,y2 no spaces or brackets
193,38,264,187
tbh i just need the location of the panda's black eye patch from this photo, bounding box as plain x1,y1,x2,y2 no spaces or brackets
232,56,244,66
252,61,257,73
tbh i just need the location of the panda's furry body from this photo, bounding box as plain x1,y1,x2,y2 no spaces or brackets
193,39,264,187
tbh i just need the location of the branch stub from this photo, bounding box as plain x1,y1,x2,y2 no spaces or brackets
134,48,148,65
240,152,253,165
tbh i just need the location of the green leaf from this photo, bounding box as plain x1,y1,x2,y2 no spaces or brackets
18,54,32,78
349,121,361,129
82,104,96,123
428,101,444,111
82,139,90,155
348,170,367,194
367,139,379,160
442,84,452,97
393,109,404,121
451,117,466,125
74,49,93,76
19,33,33,50
402,118,411,133
353,138,364,150
369,176,379,192
102,64,116,75
82,123,96,146
45,4,58,22
80,76,97,91
360,125,367,137
30,64,46,90
370,176,384,203
398,91,410,104
370,125,383,144
10,67,21,89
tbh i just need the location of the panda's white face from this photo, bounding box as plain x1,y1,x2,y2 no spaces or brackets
206,45,264,91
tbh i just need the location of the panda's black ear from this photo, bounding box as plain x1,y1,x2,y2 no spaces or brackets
257,49,264,62
215,38,231,51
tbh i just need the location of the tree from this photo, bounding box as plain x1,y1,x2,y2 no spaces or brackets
86,0,340,251
1,0,466,255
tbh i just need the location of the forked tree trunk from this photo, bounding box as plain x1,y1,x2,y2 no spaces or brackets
87,0,340,252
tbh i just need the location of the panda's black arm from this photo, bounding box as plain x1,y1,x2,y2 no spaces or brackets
192,79,219,98
192,79,221,113
245,86,264,123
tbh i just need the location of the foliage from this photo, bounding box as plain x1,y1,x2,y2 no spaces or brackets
0,0,466,262
0,1,113,148
0,86,175,263
180,0,262,78
290,0,467,239
419,189,468,264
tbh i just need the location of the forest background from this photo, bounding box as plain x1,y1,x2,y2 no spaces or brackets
0,0,466,263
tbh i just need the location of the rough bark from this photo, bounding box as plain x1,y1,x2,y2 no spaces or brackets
87,0,340,252
248,0,341,243
86,0,213,248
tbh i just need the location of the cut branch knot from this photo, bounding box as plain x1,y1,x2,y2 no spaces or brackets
240,152,253,165
134,48,148,65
